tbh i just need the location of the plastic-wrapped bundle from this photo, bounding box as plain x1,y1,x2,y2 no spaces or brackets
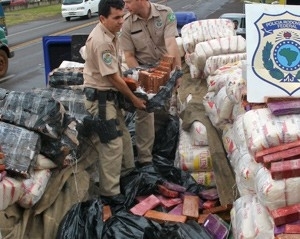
0,176,23,210
243,108,300,155
0,89,65,139
255,167,300,210
40,116,81,167
48,67,84,87
0,121,41,178
191,36,246,73
18,169,51,208
180,19,235,53
231,194,274,239
32,87,89,122
204,52,247,78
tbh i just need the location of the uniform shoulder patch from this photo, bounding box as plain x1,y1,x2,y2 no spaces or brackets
102,50,113,65
167,12,176,22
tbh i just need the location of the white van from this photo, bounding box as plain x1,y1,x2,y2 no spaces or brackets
61,0,100,21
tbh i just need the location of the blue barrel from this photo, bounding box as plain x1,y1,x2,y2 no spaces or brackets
42,35,72,86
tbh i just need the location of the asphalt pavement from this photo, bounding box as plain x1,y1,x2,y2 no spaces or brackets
206,0,245,19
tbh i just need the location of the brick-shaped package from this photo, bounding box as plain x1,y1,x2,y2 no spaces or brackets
203,213,229,239
270,158,300,180
263,146,300,165
182,195,199,219
129,194,160,216
270,203,300,226
255,140,300,163
157,184,179,198
144,210,187,224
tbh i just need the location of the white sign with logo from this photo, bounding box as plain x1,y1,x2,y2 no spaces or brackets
246,4,300,102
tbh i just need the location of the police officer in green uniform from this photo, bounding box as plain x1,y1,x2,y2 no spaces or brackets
120,0,182,167
83,0,146,204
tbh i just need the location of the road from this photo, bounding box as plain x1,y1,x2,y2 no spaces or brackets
0,0,243,91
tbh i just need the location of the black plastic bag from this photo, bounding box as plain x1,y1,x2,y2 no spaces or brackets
156,220,212,239
56,199,104,239
152,114,180,160
102,211,162,239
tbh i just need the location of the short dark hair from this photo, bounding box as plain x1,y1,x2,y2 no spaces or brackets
98,0,125,17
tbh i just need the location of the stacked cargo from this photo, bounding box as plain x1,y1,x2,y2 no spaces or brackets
138,55,174,93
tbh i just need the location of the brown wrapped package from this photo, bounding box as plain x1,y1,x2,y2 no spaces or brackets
138,70,167,93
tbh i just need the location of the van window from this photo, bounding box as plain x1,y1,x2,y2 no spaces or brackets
62,0,84,5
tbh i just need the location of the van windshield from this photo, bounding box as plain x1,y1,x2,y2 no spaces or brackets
62,0,84,5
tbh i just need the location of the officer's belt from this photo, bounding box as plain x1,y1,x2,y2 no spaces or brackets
84,88,118,120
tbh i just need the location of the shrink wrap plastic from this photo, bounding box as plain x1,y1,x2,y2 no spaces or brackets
255,167,300,210
222,116,260,196
203,92,227,130
18,169,51,208
180,19,235,53
0,176,23,210
32,87,89,122
204,52,247,78
48,67,84,87
231,194,274,239
214,86,234,123
0,121,41,178
0,90,65,139
188,121,208,146
243,108,300,155
190,36,246,73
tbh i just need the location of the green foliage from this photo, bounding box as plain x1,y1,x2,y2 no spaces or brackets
270,68,284,79
5,4,61,26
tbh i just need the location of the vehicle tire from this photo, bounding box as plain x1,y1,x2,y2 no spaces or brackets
86,10,92,19
65,17,71,21
0,49,8,78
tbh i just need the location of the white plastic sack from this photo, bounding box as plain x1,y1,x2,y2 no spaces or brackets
181,19,235,53
243,108,300,155
0,176,23,210
231,194,274,239
18,169,52,208
204,52,247,77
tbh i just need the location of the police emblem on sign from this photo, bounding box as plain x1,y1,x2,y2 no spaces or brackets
252,11,300,96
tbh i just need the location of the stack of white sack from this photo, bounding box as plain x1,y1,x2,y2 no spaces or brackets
222,115,261,196
255,167,300,211
180,19,237,79
243,108,300,155
0,154,55,210
231,194,274,239
180,19,235,54
185,35,246,79
174,119,216,187
203,61,246,131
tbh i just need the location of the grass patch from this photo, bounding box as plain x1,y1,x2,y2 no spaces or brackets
4,4,61,26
